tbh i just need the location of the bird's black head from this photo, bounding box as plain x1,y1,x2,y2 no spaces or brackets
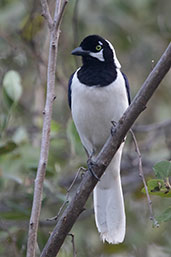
72,35,121,67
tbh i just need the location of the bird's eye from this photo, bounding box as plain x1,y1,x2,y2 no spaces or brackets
96,45,102,51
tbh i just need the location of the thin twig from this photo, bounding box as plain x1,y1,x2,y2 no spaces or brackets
68,234,77,257
26,1,68,257
46,167,84,221
67,167,86,192
46,200,69,222
41,0,53,29
54,0,68,32
130,129,159,227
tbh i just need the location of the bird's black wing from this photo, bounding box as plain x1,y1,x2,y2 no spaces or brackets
121,72,131,105
68,72,75,109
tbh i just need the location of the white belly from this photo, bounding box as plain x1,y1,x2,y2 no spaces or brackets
71,69,129,155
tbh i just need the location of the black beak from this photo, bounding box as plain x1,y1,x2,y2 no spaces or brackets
71,46,90,56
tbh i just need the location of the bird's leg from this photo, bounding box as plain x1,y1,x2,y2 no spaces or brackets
87,150,100,181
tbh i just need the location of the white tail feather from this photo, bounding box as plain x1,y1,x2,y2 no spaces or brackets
93,146,126,244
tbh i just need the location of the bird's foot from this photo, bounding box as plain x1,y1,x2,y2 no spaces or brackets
87,154,100,181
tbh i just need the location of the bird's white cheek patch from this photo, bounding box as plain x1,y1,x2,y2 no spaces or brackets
89,49,104,62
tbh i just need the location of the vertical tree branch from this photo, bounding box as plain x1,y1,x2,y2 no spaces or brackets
26,1,68,257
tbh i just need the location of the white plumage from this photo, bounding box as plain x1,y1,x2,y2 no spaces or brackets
71,67,128,244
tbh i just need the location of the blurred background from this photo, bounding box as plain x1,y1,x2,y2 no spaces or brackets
0,0,171,256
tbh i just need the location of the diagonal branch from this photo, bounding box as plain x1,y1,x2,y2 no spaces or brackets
40,44,171,257
26,1,68,257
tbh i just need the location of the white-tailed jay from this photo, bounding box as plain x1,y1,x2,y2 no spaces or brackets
68,35,131,244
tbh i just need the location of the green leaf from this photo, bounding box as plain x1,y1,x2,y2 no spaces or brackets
141,179,171,197
146,179,164,193
153,160,171,179
0,141,17,155
3,70,23,102
156,206,171,223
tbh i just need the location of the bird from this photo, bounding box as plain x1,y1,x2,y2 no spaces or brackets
68,35,131,244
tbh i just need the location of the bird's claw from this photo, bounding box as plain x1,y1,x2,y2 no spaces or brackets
87,158,100,181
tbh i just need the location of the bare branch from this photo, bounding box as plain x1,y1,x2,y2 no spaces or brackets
130,129,159,227
46,166,84,221
40,0,53,29
46,200,69,222
54,0,68,32
67,167,86,192
40,44,171,257
26,1,68,257
68,234,77,257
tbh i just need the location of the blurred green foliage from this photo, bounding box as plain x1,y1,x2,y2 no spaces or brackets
0,0,171,256
142,160,171,197
153,160,171,179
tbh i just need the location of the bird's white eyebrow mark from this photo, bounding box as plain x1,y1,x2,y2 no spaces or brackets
98,41,103,45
